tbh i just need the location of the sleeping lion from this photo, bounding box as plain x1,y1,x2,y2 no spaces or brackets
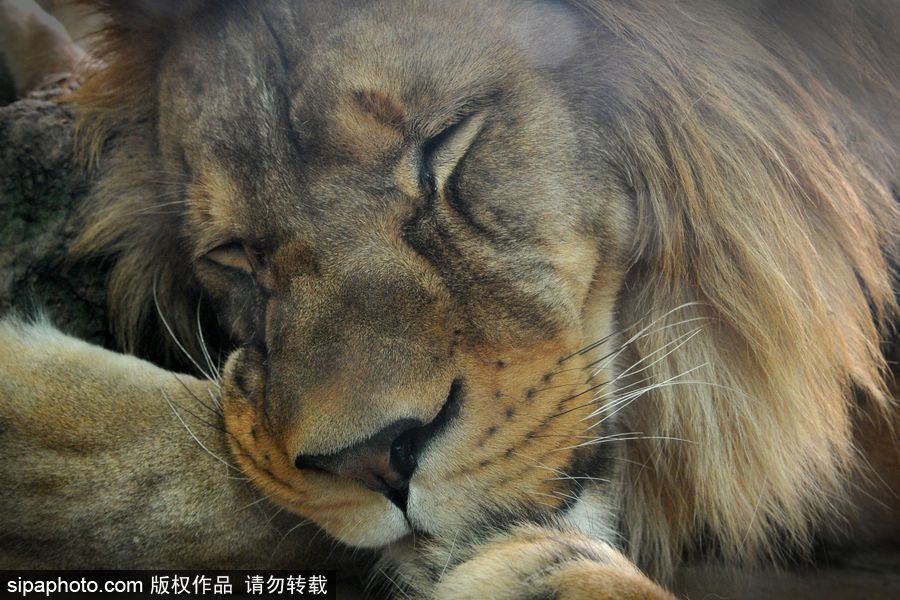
1,0,899,597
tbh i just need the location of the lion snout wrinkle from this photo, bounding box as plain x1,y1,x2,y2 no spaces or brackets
275,371,458,461
259,248,457,456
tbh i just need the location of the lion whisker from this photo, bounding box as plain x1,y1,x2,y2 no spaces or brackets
585,364,710,425
165,384,229,434
262,506,284,530
557,328,704,414
550,489,583,505
508,454,590,499
556,302,706,363
543,375,656,421
556,329,621,365
195,300,221,390
207,388,224,414
549,358,704,419
153,279,219,383
527,378,597,395
527,459,611,488
587,361,707,408
583,318,708,375
270,517,312,559
591,327,703,382
587,371,752,412
376,567,413,600
169,373,223,420
550,314,711,380
520,488,563,501
438,529,461,581
550,380,613,408
301,517,333,556
585,316,708,380
548,474,611,483
160,390,243,473
239,491,277,512
587,373,655,402
588,376,753,427
558,433,693,453
535,434,620,442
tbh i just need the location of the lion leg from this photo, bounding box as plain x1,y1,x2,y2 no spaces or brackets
0,317,350,570
0,0,83,96
387,524,673,600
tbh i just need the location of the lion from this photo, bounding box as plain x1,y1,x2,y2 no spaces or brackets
1,0,899,597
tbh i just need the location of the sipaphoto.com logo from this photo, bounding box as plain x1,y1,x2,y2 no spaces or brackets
5,574,141,597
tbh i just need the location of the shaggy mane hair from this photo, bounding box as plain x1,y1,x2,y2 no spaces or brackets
68,0,899,580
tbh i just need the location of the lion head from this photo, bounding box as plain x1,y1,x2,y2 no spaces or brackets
70,0,899,579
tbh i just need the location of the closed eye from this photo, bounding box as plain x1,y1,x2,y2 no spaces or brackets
419,112,486,198
203,241,261,275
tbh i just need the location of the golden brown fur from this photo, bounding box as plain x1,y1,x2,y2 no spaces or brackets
572,1,900,574
4,0,897,597
0,317,350,570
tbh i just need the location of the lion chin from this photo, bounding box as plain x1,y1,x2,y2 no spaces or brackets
1,0,891,597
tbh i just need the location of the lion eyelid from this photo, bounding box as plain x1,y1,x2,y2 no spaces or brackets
420,112,486,196
204,242,255,274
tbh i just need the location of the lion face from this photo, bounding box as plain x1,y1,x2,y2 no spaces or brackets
144,0,634,547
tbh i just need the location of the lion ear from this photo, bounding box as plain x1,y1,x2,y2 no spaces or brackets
504,1,591,71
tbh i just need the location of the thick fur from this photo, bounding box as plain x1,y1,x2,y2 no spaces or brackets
0,317,349,570
14,0,898,596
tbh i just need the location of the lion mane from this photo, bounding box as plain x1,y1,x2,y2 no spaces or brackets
67,0,899,580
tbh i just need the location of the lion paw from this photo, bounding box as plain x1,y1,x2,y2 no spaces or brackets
428,526,674,600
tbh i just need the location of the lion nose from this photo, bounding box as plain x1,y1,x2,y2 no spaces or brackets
293,380,463,511
294,419,424,511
